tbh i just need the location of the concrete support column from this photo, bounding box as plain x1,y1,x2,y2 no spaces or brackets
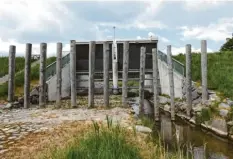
8,45,16,103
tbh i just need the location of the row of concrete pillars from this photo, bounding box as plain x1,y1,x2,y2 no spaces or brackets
6,40,208,121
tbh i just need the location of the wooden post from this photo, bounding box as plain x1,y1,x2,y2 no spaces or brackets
103,41,110,107
24,43,32,108
8,45,16,102
70,40,77,108
152,48,160,121
201,40,208,104
167,45,175,120
122,41,129,107
186,44,192,117
56,42,62,107
139,46,146,115
88,41,95,108
39,43,47,108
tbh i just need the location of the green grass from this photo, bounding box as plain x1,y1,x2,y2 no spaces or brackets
0,57,37,78
47,116,190,159
173,51,233,99
0,57,56,98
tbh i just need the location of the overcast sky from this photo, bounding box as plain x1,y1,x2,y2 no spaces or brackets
0,0,232,57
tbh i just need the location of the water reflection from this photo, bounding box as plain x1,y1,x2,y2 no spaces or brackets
153,114,232,159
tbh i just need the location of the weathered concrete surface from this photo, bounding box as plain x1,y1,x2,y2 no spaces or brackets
47,63,71,101
158,59,183,98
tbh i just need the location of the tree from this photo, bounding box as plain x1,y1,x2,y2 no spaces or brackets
220,38,233,51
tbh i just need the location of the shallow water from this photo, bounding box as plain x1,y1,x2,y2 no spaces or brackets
154,113,233,159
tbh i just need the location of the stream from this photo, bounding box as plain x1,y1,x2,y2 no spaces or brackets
153,112,233,159
129,97,233,159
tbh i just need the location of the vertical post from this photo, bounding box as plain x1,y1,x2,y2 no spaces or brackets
122,41,129,107
201,40,208,104
56,42,62,107
8,45,16,102
88,41,95,108
186,44,192,117
167,45,175,120
39,43,47,108
139,46,146,115
24,43,32,108
103,41,110,107
112,40,119,94
70,40,77,108
152,48,160,121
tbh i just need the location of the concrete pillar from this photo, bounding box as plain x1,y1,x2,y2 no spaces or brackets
24,43,32,108
122,41,129,107
112,40,119,94
167,45,175,120
39,43,47,108
103,41,110,107
70,40,77,108
56,42,62,108
186,44,192,117
8,45,16,102
201,40,208,104
139,46,146,115
88,41,95,108
152,48,160,121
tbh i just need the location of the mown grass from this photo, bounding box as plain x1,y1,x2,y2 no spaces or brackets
0,57,37,78
0,57,56,99
173,51,233,99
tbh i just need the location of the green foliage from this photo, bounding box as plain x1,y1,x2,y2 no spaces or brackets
220,38,233,51
174,51,233,99
52,118,141,159
0,57,37,77
0,57,56,98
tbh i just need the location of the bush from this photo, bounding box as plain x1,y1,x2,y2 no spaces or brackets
220,38,233,51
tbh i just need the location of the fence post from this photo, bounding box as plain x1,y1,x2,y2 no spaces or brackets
70,40,77,108
167,45,175,120
39,43,47,108
152,48,160,121
24,43,32,108
8,45,16,103
201,40,208,104
122,41,129,107
103,41,110,107
56,42,62,107
186,44,192,117
88,41,95,108
139,46,146,115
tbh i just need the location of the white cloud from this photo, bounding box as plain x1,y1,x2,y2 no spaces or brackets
161,46,213,55
183,0,226,10
179,17,233,42
0,38,69,57
0,0,72,39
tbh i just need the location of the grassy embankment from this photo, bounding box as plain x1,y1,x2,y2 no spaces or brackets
0,57,56,99
173,51,233,100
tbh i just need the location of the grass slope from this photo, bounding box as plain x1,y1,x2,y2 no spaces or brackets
173,51,233,99
0,57,56,99
0,57,37,78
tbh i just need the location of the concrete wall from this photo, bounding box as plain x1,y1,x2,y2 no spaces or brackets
158,59,184,98
46,55,185,101
47,63,71,101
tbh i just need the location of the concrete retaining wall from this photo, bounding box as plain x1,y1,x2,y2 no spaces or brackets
47,63,71,101
158,59,184,98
